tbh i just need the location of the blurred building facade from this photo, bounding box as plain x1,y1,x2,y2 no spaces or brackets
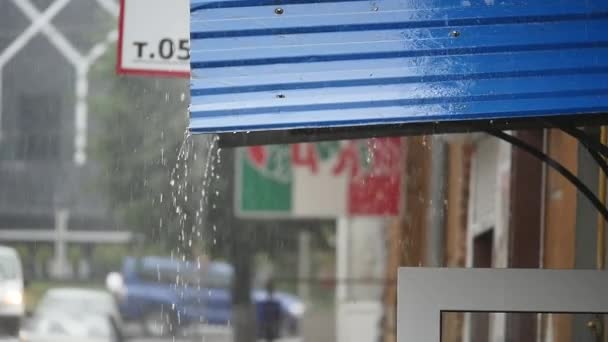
0,0,129,280
383,129,603,342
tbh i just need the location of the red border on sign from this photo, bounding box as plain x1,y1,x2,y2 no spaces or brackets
116,0,190,78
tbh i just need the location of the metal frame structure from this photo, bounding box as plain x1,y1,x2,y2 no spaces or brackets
191,1,608,147
398,268,608,341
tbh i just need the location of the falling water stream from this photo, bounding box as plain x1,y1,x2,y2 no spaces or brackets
160,131,222,336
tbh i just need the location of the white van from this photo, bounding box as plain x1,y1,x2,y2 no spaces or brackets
0,246,24,336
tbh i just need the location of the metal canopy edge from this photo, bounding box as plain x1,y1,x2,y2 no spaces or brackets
190,0,608,144
216,114,608,147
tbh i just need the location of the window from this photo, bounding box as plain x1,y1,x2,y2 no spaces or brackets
16,94,62,161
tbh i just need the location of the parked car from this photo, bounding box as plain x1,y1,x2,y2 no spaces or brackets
33,288,123,338
112,256,305,337
0,246,24,336
19,311,122,342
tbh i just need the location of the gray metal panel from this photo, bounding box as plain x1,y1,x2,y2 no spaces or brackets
398,268,608,341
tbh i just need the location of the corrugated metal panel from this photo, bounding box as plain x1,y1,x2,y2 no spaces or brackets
190,0,608,134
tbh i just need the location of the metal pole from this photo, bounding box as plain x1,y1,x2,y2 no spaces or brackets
336,218,350,302
53,209,69,280
425,136,447,267
336,217,350,342
597,126,607,271
594,127,607,342
298,231,311,302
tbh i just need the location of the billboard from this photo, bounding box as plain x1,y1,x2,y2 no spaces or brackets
190,0,608,138
118,0,190,77
237,138,401,218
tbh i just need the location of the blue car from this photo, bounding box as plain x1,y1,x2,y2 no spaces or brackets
117,256,304,337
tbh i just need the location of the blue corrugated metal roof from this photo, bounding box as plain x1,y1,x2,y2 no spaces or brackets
190,0,608,134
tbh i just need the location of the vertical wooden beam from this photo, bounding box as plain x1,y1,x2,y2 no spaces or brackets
442,140,472,342
382,136,431,342
573,127,600,342
402,136,431,267
542,129,577,342
445,141,473,268
507,130,544,342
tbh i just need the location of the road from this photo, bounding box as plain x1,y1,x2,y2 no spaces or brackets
125,325,303,342
1,329,303,342
129,339,301,342
128,337,302,342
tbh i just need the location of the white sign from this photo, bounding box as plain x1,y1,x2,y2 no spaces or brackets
118,0,190,77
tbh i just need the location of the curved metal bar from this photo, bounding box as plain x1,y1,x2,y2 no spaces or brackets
486,129,608,224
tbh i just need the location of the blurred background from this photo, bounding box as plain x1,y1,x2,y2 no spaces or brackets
0,1,605,342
